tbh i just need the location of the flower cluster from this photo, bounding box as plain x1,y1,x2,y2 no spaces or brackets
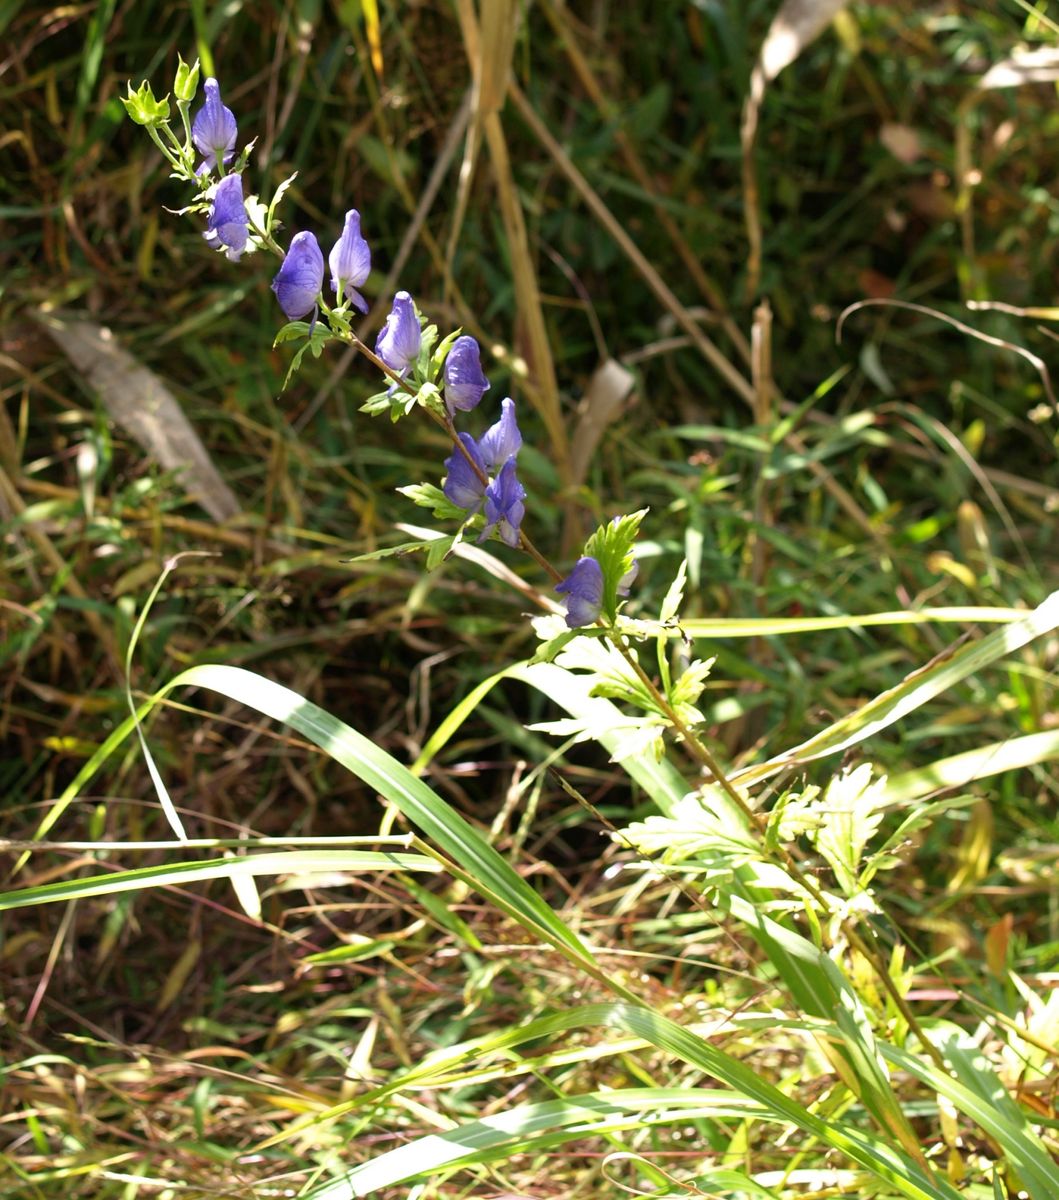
186,78,373,325
126,61,641,622
442,398,526,547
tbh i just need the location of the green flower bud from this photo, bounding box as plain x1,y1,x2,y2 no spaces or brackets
121,81,171,126
174,56,200,103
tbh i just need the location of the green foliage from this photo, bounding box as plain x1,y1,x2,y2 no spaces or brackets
583,508,645,621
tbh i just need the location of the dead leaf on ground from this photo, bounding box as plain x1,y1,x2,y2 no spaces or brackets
36,311,241,523
979,47,1059,90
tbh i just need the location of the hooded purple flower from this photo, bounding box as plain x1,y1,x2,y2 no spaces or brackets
203,173,248,261
329,209,371,313
271,231,325,320
443,335,490,415
443,433,487,512
191,77,237,174
481,459,525,547
375,291,421,379
477,398,522,472
618,559,638,595
556,556,604,628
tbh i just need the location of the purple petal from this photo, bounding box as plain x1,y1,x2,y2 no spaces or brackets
271,231,325,320
478,398,522,472
329,209,371,312
375,291,422,376
203,173,248,261
191,77,237,172
480,459,525,547
443,335,490,415
556,556,604,627
443,433,487,512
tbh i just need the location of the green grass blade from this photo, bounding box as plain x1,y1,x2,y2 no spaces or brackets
0,851,439,911
734,590,1059,785
26,664,598,971
635,606,1027,638
410,666,516,774
306,1088,768,1197
883,1030,1059,1200
878,730,1059,803
304,1001,962,1200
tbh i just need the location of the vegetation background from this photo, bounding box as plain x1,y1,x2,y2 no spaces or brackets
1,1,1057,1197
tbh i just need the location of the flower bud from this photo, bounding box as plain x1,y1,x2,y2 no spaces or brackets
174,56,201,103
121,81,171,126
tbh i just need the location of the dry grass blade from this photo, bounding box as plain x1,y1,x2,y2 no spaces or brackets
456,0,570,481
35,311,241,522
743,0,853,295
537,0,751,366
836,297,1059,414
508,82,755,410
569,359,635,491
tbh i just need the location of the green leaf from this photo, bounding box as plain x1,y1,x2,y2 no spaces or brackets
0,851,440,911
583,509,647,621
396,483,467,521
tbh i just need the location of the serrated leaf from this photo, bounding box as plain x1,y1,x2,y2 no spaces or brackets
273,321,312,347
528,627,603,666
425,533,457,570
396,483,468,522
360,390,392,415
583,509,647,621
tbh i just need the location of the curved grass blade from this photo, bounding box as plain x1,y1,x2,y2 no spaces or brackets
637,606,1028,638
878,730,1059,803
733,590,1059,785
21,664,597,972
883,1031,1059,1200
0,851,440,911
303,1001,963,1200
306,1088,768,1198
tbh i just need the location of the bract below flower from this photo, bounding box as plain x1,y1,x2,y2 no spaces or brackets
478,398,522,472
329,209,371,313
618,559,638,595
481,459,525,547
203,173,248,261
443,335,490,415
556,556,604,627
191,77,237,174
375,291,421,379
443,433,487,512
271,231,325,320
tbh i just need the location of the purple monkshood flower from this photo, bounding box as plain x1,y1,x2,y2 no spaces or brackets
271,231,325,320
481,459,525,547
375,291,421,379
618,559,638,595
556,556,604,628
444,335,490,415
443,433,487,512
477,398,521,472
203,173,248,261
192,78,237,174
329,209,371,313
